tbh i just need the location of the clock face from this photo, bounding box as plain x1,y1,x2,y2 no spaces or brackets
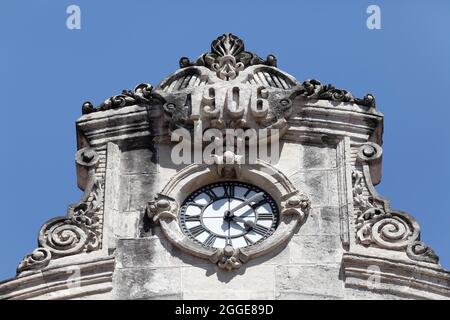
179,182,279,249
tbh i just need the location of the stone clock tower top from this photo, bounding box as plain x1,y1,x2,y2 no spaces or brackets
1,34,449,300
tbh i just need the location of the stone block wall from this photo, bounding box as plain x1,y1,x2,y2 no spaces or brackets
112,141,350,299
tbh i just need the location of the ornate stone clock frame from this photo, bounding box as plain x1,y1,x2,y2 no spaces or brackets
146,159,310,271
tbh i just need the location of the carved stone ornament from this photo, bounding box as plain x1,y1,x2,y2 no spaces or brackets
290,79,376,109
147,194,179,223
356,142,382,162
145,160,310,271
352,149,439,264
17,147,105,274
216,245,242,271
213,150,243,179
80,34,376,149
179,33,277,81
81,83,164,114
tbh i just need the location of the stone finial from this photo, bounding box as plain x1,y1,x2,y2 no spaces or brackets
179,33,277,81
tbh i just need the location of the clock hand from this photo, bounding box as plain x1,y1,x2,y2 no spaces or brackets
228,192,265,215
231,216,257,230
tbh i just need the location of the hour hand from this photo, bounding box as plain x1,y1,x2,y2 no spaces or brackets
229,192,264,214
231,216,256,230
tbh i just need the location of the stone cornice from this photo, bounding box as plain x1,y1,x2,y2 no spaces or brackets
76,104,160,149
0,255,114,300
75,99,382,150
288,99,383,143
342,253,450,299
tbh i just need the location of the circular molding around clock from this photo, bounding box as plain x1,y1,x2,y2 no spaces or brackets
146,160,310,271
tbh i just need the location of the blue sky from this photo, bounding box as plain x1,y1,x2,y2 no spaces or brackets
0,0,449,281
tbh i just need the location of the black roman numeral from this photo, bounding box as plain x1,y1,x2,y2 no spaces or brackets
251,199,268,208
203,233,217,247
244,235,254,246
184,215,201,222
224,184,235,197
189,225,206,237
204,189,218,201
188,202,205,209
257,213,273,220
252,224,270,236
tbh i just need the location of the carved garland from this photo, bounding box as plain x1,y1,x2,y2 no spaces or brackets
290,79,376,108
17,148,105,274
81,83,164,114
351,143,439,264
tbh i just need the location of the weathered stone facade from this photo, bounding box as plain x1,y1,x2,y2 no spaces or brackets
0,34,449,300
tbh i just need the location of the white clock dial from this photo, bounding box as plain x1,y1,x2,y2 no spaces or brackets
179,182,279,249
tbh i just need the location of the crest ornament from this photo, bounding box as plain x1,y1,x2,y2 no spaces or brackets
180,33,277,80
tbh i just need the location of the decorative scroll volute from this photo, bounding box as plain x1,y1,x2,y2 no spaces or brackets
17,148,105,274
351,159,439,265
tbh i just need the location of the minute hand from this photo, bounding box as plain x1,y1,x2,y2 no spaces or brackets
229,192,265,214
